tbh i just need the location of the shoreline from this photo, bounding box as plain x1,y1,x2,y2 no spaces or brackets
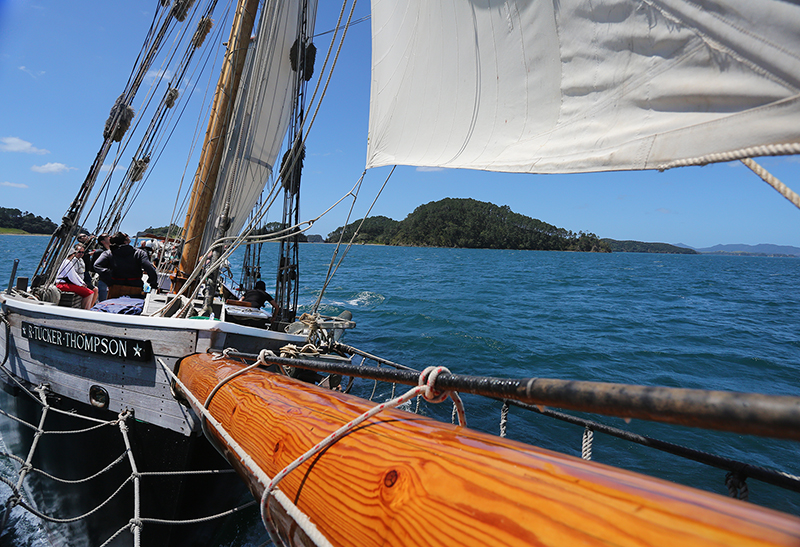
0,232,51,236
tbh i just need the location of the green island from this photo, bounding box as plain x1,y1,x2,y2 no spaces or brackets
601,239,699,254
325,198,610,252
0,207,57,235
0,204,732,255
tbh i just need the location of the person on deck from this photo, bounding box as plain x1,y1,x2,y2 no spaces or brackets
242,280,278,311
55,244,99,310
89,233,112,301
94,232,158,299
76,233,96,291
139,240,153,259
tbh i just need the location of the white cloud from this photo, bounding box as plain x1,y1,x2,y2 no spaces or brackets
416,166,444,172
1,181,29,189
145,68,173,85
100,163,126,173
0,137,49,154
31,162,75,174
19,65,45,79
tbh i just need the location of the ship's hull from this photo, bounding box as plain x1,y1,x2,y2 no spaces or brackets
0,292,306,545
0,293,305,435
6,389,251,547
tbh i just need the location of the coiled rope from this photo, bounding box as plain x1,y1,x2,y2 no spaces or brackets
726,472,750,501
581,426,594,461
499,400,509,438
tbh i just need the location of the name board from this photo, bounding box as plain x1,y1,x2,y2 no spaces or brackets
21,322,152,362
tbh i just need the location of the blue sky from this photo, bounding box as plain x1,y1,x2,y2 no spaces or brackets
2,0,799,248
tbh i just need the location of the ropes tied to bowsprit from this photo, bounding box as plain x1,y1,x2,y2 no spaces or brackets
259,365,464,547
185,350,468,547
216,344,800,498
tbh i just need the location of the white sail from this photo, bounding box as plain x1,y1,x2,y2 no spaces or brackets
202,0,318,250
366,0,800,173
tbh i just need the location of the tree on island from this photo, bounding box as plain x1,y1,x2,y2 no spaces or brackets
326,216,400,245
140,224,183,238
602,239,699,254
326,199,610,252
0,207,57,234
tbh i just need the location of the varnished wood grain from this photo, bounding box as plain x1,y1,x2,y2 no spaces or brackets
178,353,800,547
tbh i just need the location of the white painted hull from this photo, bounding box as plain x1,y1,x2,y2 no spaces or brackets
0,293,306,435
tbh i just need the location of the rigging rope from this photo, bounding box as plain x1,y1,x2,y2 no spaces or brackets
166,0,369,319
33,0,181,288
312,166,395,314
740,157,800,210
258,366,466,546
156,357,335,547
657,143,800,171
159,42,385,316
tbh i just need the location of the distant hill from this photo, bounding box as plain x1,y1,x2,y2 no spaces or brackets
694,244,800,257
0,207,57,235
601,239,699,254
306,234,324,243
140,224,183,238
326,199,610,252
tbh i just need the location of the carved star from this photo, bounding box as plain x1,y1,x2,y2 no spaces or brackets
133,344,142,357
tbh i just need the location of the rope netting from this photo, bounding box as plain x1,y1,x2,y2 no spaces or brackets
0,376,251,547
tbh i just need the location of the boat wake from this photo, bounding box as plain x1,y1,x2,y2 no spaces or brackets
300,290,385,313
341,291,385,308
0,434,54,547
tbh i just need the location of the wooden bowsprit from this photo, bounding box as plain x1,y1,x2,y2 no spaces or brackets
175,352,800,547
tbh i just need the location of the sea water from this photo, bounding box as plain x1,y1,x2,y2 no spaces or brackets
1,235,798,545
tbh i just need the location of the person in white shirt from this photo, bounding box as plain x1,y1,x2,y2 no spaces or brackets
55,244,99,309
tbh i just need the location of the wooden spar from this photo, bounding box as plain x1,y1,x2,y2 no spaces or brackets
177,353,800,547
175,0,260,287
233,349,800,441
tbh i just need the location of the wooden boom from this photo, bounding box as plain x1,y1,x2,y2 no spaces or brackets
177,353,800,547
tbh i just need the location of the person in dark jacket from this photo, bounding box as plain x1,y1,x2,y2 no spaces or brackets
242,280,277,310
89,233,112,301
93,232,158,299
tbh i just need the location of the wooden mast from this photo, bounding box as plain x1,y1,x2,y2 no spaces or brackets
174,0,260,290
